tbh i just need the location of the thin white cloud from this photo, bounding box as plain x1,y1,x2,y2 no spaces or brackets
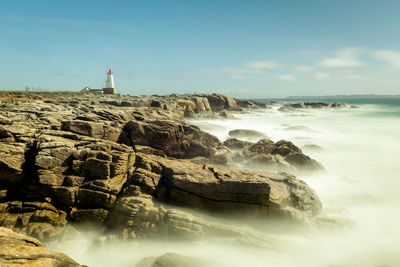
373,50,400,69
196,68,220,80
221,60,280,80
320,48,364,68
222,67,261,80
314,72,330,80
294,65,313,72
245,61,280,69
277,74,295,82
342,74,363,80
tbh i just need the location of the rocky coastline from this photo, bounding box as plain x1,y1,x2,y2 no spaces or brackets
0,92,346,266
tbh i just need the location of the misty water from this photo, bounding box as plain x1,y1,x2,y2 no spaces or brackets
58,100,400,267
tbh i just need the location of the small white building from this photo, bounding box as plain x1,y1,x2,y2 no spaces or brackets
80,68,117,95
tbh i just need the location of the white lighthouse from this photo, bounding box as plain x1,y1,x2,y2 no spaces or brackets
103,68,116,94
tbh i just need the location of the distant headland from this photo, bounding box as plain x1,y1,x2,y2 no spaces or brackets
284,94,400,100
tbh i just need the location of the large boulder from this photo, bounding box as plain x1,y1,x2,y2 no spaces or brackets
136,253,209,267
120,119,220,158
191,97,212,113
224,139,325,174
228,129,267,140
246,139,276,155
0,201,67,241
106,194,276,247
127,154,322,220
205,94,238,111
222,138,252,150
272,140,323,171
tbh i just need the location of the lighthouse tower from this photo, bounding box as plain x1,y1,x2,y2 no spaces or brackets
103,68,116,94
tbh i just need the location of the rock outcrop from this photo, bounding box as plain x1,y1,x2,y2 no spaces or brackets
0,92,323,249
0,226,83,266
119,119,220,158
136,253,209,267
124,153,321,219
278,102,347,112
228,129,268,140
216,137,323,174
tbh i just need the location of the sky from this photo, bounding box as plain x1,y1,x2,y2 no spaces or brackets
1,0,400,98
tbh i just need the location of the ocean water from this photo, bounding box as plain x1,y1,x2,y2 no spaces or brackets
61,98,400,267
186,98,400,266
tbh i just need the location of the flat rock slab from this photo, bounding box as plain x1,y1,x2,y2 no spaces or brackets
134,154,322,219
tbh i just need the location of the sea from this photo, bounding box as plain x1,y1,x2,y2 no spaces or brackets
64,97,400,267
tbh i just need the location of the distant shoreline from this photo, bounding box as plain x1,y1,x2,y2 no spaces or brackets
284,94,400,99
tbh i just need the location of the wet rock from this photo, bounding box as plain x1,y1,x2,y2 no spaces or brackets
136,253,208,267
273,140,302,156
246,139,276,155
228,129,267,140
236,99,266,109
304,102,330,108
284,152,323,171
330,102,346,108
208,152,233,166
244,139,322,172
219,110,234,118
278,101,347,112
222,138,252,150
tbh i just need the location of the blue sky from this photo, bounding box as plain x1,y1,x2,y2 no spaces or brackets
1,0,400,97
